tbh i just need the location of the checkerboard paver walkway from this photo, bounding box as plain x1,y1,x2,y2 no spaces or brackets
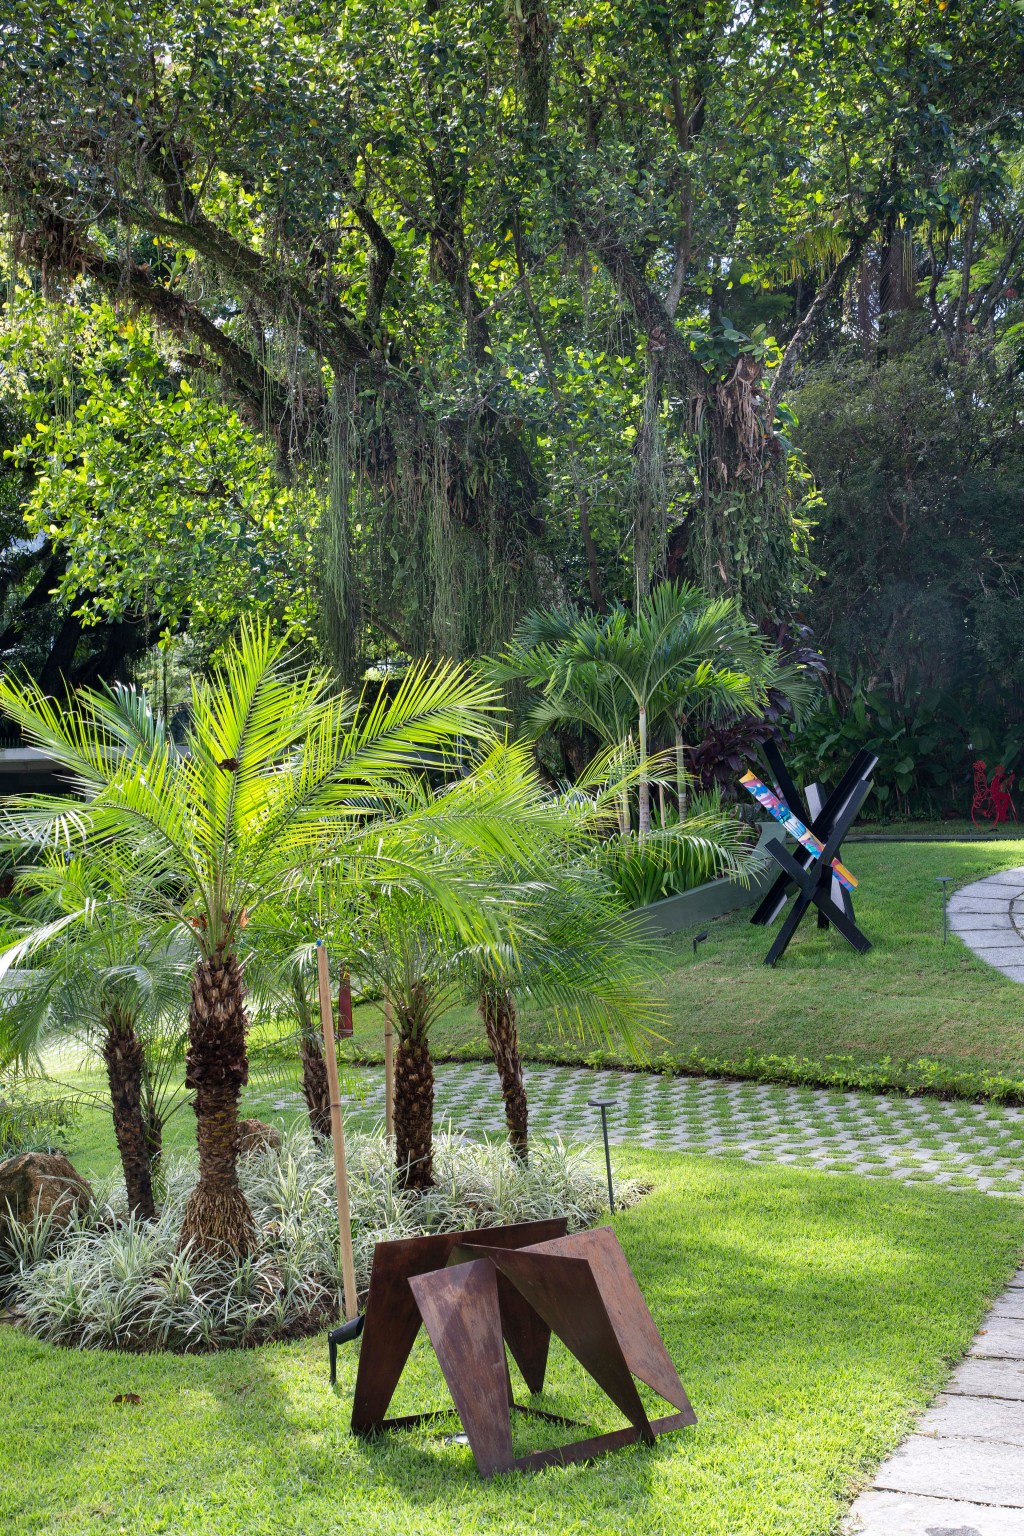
949,866,1024,982
251,1059,1024,1199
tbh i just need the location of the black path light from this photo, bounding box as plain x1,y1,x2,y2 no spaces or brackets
587,1098,616,1213
936,877,954,944
692,930,709,957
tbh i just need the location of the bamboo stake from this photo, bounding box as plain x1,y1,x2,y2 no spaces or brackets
316,942,358,1322
383,999,395,1141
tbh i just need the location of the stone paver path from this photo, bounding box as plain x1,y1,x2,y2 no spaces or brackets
949,867,1024,982
252,1059,1024,1198
845,1269,1024,1534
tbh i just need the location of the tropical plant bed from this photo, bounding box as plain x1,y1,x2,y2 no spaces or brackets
2,1149,1021,1536
0,1131,631,1353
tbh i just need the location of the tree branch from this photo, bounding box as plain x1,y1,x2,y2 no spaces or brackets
767,238,863,412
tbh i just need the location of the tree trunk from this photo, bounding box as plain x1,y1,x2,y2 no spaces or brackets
101,1006,157,1220
638,705,651,838
300,1027,332,1140
294,980,332,1139
479,984,528,1160
393,1036,435,1190
141,1082,163,1182
675,724,688,817
178,952,257,1258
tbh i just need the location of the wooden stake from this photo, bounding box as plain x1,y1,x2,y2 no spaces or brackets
316,942,358,1321
383,998,395,1141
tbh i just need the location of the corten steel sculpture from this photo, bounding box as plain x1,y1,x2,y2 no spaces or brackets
349,1216,696,1477
746,740,878,967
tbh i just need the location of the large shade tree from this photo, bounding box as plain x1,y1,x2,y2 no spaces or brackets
3,1,1020,663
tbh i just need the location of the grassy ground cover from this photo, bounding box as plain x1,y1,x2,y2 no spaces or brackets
2,1150,1022,1536
337,837,1024,1099
848,818,1023,840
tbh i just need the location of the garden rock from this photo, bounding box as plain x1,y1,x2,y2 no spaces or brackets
237,1119,282,1155
0,1151,93,1228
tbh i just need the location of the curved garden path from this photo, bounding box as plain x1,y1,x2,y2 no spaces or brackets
949,867,1024,981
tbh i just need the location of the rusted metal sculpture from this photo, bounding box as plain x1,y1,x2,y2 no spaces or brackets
349,1216,696,1477
972,760,1018,829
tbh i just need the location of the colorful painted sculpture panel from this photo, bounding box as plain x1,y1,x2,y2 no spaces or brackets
739,771,858,891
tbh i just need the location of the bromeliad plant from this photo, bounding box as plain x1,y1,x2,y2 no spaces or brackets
0,623,505,1258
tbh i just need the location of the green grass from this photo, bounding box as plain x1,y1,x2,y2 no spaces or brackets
2,1151,1022,1536
848,818,1023,839
339,837,1024,1100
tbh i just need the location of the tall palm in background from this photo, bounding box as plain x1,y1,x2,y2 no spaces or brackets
0,849,190,1219
0,624,505,1256
499,582,810,828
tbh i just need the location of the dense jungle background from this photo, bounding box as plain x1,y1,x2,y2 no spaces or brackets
1,0,1023,816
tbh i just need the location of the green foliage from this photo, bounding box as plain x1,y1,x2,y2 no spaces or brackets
591,798,761,908
2,1127,625,1348
794,327,1024,754
788,681,1024,819
0,1081,78,1156
3,296,318,655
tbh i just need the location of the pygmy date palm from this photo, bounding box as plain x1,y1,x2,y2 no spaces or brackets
0,623,503,1256
0,848,190,1219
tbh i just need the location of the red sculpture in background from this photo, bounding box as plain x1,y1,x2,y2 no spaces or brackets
972,761,1018,829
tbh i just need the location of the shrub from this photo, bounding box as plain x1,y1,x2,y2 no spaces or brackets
1,1127,642,1352
0,1082,79,1157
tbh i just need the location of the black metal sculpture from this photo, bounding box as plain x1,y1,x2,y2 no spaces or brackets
748,741,877,967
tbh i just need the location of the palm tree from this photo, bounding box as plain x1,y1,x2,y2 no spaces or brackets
345,742,667,1171
0,848,190,1219
472,867,662,1159
498,583,797,828
0,624,505,1256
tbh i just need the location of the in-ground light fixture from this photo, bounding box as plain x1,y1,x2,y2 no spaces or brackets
587,1098,616,1213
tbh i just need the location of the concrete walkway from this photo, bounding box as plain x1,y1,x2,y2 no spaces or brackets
844,866,1024,1530
845,1268,1024,1534
948,867,1024,982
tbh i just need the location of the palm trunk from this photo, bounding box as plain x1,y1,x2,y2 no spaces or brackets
300,1028,332,1140
479,983,528,1160
178,951,257,1258
638,705,651,838
392,979,435,1191
101,1005,157,1220
296,985,332,1139
675,724,688,817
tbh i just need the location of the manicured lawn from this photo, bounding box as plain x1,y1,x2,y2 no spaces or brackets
2,1150,1022,1536
342,837,1024,1098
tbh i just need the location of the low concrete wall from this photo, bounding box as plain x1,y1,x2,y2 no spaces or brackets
632,821,779,934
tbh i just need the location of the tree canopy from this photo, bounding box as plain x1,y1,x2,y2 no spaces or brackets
4,0,1022,675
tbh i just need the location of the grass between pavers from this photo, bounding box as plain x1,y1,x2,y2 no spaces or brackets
2,1150,1022,1536
336,838,1024,1101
